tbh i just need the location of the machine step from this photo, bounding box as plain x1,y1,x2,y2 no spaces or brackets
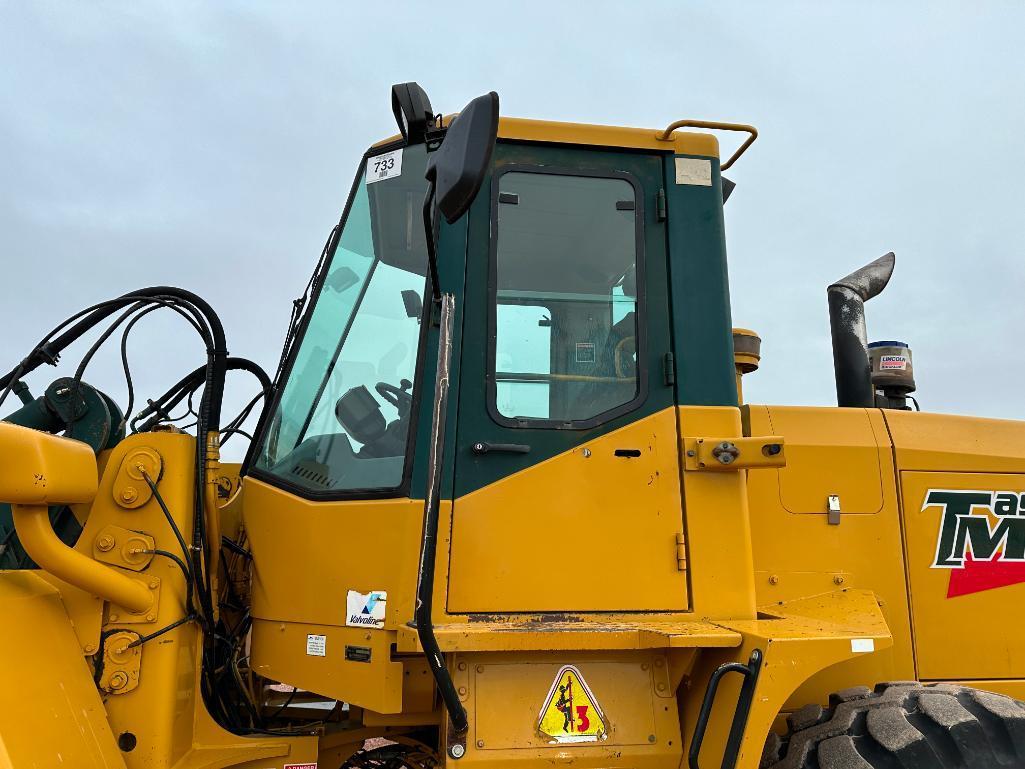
396,619,742,653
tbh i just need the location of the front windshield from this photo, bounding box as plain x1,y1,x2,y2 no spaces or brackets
253,144,429,494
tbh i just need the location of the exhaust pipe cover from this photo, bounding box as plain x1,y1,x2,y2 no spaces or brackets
827,252,896,408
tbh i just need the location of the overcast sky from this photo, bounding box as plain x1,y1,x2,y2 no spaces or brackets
2,2,1023,459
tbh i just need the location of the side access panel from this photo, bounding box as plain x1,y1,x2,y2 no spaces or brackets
744,405,916,702
886,410,1025,681
901,470,1025,680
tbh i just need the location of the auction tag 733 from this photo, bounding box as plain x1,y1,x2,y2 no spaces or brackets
367,149,402,183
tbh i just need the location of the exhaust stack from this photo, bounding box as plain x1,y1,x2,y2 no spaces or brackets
827,252,896,407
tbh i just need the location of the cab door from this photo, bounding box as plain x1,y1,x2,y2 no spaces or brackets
447,142,687,614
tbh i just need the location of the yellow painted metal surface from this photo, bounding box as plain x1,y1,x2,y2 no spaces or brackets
745,404,917,708
375,116,722,158
1,432,318,769
882,410,1025,683
394,619,741,653
498,116,720,157
685,590,893,769
0,422,97,504
0,571,126,768
95,433,317,768
243,477,425,712
900,470,1025,679
885,409,1025,472
251,618,407,714
751,405,886,515
448,408,688,613
13,502,155,613
244,477,424,627
450,650,683,769
678,407,758,619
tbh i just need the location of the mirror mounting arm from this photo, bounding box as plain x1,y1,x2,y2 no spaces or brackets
422,179,442,305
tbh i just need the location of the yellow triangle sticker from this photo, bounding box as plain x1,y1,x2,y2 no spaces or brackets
537,665,609,743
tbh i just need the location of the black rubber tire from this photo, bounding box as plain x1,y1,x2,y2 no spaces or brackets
761,682,1025,768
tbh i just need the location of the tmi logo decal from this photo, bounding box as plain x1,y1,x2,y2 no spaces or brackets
925,490,1025,598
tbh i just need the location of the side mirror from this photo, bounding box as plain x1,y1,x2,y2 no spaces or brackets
427,91,499,224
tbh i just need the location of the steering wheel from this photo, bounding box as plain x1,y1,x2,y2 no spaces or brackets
375,379,413,416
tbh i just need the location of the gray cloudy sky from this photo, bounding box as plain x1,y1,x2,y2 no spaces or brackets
2,1,1024,459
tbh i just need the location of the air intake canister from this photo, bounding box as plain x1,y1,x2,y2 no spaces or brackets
868,340,915,394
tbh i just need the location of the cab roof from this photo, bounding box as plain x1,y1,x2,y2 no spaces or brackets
375,116,721,159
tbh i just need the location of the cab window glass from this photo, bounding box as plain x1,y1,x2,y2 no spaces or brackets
253,145,429,493
491,171,642,425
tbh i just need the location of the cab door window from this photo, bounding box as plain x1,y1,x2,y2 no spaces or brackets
490,170,643,427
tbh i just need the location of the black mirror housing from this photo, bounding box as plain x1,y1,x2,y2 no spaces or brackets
391,82,435,145
426,91,499,224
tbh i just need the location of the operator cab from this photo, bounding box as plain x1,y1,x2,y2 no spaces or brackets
252,143,431,494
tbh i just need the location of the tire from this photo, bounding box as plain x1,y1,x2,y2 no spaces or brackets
761,682,1025,768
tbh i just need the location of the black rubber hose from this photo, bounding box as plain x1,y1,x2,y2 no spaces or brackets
0,286,228,427
134,357,271,432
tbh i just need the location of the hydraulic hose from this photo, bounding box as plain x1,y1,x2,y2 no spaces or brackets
133,357,271,432
0,286,229,428
412,293,467,739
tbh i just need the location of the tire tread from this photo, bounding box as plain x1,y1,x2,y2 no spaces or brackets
762,684,1025,769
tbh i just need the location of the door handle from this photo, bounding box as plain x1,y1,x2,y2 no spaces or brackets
471,442,531,455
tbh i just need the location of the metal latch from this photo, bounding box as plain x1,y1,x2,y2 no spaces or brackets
827,494,842,525
683,436,786,472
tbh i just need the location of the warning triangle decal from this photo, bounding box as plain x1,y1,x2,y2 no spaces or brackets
537,665,608,743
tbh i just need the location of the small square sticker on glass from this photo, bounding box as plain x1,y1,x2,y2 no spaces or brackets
367,149,402,183
576,342,596,364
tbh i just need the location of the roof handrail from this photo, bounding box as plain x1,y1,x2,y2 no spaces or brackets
657,120,758,170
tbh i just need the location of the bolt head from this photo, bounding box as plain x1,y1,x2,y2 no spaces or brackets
768,574,780,585
97,535,115,552
582,448,592,458
476,740,484,748
458,686,467,696
120,487,138,503
476,665,484,674
109,672,128,690
657,682,667,692
450,743,466,759
458,661,467,671
834,575,845,585
84,643,96,654
148,580,158,589
146,613,156,622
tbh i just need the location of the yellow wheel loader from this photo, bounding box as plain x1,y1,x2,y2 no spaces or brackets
1,82,1024,769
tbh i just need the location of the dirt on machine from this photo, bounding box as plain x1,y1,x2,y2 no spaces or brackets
1,82,1024,769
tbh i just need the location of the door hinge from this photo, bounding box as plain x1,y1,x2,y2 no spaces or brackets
675,532,687,571
656,188,667,222
663,352,676,386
